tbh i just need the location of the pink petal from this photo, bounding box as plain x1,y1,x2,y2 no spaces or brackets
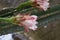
31,15,37,21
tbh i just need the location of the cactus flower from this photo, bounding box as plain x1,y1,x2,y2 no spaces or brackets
31,0,49,11
16,14,38,32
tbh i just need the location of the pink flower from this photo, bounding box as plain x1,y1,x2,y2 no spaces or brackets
31,0,49,11
16,14,38,32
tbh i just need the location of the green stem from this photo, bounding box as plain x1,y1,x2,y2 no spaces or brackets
0,17,15,23
15,1,33,11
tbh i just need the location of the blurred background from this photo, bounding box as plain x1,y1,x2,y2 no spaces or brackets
0,0,27,9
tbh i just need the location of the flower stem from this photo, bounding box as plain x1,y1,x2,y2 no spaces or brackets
15,1,33,11
0,17,15,24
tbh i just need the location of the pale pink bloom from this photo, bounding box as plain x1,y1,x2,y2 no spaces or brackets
16,14,38,32
21,15,38,31
40,2,49,11
22,20,38,31
31,0,49,11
